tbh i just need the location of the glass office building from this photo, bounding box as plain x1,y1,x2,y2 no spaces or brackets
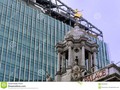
0,0,110,81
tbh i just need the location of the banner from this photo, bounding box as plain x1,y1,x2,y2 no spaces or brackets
0,82,120,90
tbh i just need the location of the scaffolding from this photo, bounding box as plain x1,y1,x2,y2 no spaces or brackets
26,0,103,37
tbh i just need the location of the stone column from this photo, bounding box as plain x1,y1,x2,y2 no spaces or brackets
66,59,68,69
88,52,92,72
68,46,72,67
62,55,64,68
93,51,97,72
68,41,73,67
81,46,85,67
57,52,61,72
62,54,65,72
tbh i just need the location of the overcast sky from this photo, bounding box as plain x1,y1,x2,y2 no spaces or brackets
61,0,120,64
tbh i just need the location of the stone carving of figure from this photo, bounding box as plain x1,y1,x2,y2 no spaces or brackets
46,72,52,81
74,56,78,65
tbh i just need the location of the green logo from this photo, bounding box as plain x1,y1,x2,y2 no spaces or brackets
1,82,7,89
78,81,83,85
98,86,101,89
98,83,101,89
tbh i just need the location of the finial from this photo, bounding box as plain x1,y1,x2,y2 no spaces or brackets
74,9,83,26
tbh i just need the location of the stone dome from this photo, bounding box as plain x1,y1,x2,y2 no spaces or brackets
64,25,85,39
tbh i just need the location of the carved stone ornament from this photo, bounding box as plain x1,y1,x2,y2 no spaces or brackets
74,48,79,53
67,41,73,47
71,65,81,81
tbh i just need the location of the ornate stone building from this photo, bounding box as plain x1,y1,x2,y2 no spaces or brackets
45,23,120,82
55,23,99,81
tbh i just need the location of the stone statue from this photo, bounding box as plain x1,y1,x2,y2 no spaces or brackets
46,71,52,81
74,9,82,20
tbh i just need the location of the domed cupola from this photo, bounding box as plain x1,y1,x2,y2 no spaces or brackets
64,25,86,40
55,23,98,81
